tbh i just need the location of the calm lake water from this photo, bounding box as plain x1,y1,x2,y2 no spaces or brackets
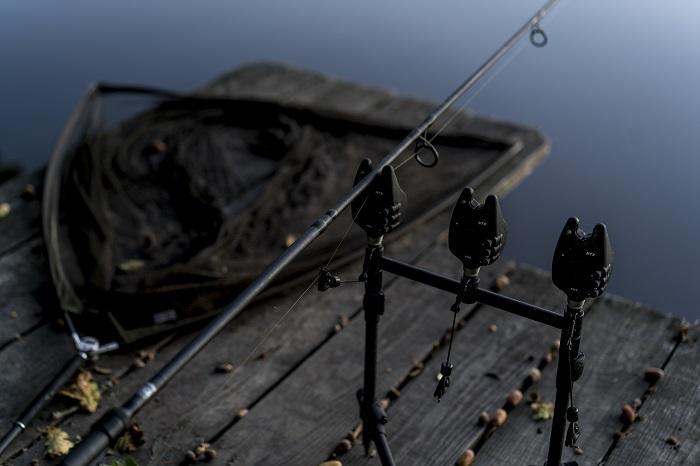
1,0,698,319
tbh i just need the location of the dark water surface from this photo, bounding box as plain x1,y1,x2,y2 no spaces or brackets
1,0,698,319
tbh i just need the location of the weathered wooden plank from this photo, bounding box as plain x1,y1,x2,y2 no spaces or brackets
0,171,43,259
204,62,398,115
0,62,549,464
6,208,451,465
117,208,472,465
338,266,564,466
602,325,700,465
204,232,509,465
287,79,398,116
475,297,680,466
0,326,75,429
201,62,328,102
0,330,183,463
111,134,544,465
0,238,50,346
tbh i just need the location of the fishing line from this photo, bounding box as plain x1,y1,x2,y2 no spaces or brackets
59,3,568,463
221,0,572,405
103,3,563,445
181,197,371,417
237,276,320,369
394,0,567,172
176,0,561,427
392,40,526,172
325,197,369,269
237,196,370,371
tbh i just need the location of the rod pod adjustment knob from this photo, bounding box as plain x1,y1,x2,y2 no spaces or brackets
351,159,407,239
448,187,507,270
552,218,613,302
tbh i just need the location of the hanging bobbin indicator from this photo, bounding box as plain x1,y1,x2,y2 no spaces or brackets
432,188,508,402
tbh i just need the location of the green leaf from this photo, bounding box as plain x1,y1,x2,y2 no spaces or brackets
531,401,555,421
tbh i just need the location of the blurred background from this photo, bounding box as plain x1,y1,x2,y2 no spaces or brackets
1,0,697,318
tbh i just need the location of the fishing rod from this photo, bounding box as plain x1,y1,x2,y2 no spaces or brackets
61,1,561,464
0,313,117,456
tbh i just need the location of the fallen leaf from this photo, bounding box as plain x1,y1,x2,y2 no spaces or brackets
59,371,101,413
118,259,145,272
531,401,554,421
45,427,74,458
114,423,144,453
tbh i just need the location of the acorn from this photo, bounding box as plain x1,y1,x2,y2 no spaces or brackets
184,450,197,463
214,362,234,374
644,367,664,384
203,448,217,462
194,442,210,456
334,439,353,455
495,274,510,291
506,390,524,408
456,449,475,466
551,339,560,352
477,411,490,426
491,409,507,427
621,404,636,426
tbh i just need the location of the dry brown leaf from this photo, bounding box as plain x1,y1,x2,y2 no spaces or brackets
45,427,74,458
118,259,145,272
59,371,101,412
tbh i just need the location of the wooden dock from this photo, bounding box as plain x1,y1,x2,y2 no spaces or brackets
0,64,697,466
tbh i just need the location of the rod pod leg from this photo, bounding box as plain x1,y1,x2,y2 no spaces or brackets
544,302,584,466
356,241,395,466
